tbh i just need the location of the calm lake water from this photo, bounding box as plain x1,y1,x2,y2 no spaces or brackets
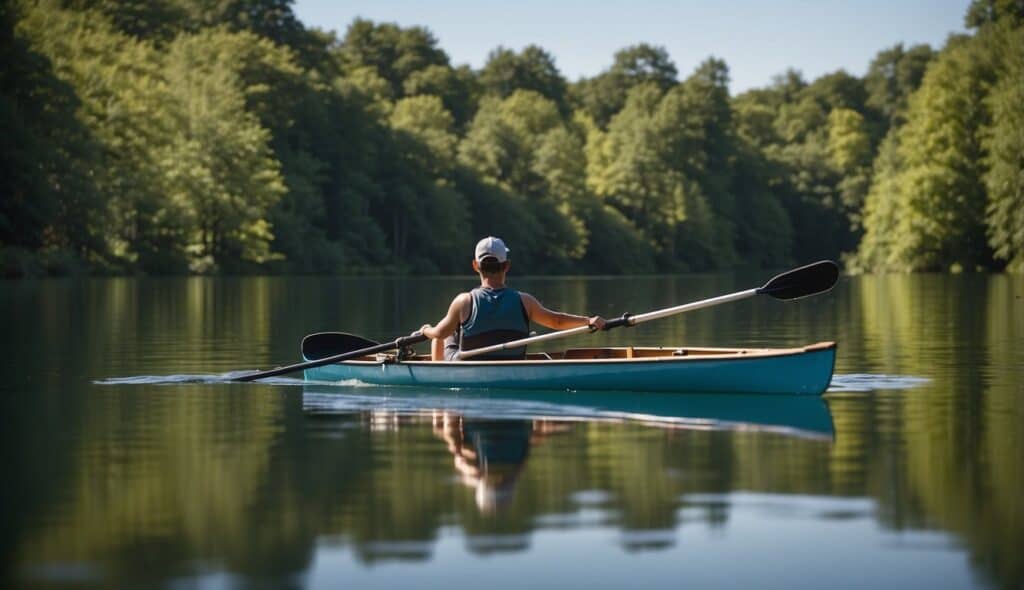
2,273,1021,589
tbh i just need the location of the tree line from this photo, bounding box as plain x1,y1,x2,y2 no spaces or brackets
2,0,1022,276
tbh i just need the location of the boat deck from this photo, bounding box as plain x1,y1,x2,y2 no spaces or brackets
352,342,836,364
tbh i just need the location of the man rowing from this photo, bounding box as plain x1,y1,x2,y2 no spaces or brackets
419,236,606,361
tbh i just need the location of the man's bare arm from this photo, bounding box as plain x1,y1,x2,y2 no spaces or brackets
420,293,470,340
520,293,606,331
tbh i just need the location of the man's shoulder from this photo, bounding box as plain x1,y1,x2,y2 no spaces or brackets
517,291,539,308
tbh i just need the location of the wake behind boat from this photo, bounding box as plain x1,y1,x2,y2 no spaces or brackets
303,342,837,396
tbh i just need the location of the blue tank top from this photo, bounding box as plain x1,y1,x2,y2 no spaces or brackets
444,287,530,360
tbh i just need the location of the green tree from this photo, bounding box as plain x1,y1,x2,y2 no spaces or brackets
671,58,738,265
587,84,674,245
965,0,1024,27
982,24,1024,271
19,4,184,271
1,2,104,275
339,18,448,99
864,43,934,128
386,97,469,271
884,38,994,271
402,63,477,128
64,0,330,68
852,130,903,271
828,109,872,173
587,83,720,269
735,68,869,262
730,86,796,266
337,19,474,127
459,90,586,268
162,32,286,272
828,107,873,231
390,95,458,174
458,91,563,191
478,45,569,114
62,0,187,42
730,149,793,267
573,44,677,128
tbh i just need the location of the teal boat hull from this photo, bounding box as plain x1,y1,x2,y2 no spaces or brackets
304,342,837,396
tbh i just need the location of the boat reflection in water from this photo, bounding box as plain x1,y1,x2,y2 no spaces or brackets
302,385,835,439
303,385,835,516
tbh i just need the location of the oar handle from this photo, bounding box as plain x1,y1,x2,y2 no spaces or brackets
602,313,634,330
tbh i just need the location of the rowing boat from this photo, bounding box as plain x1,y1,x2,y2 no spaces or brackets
234,261,840,386
303,341,837,395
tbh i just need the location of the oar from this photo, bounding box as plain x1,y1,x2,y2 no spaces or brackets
458,260,839,360
301,332,380,360
231,332,427,382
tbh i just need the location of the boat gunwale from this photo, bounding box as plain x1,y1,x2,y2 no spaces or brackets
321,341,836,368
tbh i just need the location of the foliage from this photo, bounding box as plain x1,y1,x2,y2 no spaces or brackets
572,43,677,128
478,45,569,115
864,43,934,128
734,70,861,262
852,130,904,272
3,1,1022,275
981,24,1024,270
965,0,1024,28
458,90,587,269
856,36,995,272
162,31,287,271
1,2,104,274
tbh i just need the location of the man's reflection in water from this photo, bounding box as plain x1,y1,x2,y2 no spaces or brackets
433,413,566,513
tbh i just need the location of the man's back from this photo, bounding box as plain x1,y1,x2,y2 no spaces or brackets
443,287,530,360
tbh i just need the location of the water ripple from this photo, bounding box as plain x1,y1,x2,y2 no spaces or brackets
98,371,930,396
94,372,315,386
828,373,930,393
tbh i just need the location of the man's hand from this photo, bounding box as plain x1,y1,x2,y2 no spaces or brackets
418,324,434,339
588,316,606,331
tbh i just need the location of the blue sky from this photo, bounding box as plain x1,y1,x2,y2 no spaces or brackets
293,0,970,93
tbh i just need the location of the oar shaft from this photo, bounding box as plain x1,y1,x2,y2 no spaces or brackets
457,324,595,359
457,288,759,360
628,288,758,325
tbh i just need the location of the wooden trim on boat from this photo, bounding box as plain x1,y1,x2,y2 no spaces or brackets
347,341,837,367
802,341,835,352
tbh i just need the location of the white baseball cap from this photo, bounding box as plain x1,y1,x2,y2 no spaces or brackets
474,236,510,262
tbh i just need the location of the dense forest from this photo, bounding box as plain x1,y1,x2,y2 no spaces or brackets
2,0,1022,276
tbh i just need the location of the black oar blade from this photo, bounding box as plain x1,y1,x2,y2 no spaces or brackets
758,260,839,300
233,332,426,382
301,332,380,360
